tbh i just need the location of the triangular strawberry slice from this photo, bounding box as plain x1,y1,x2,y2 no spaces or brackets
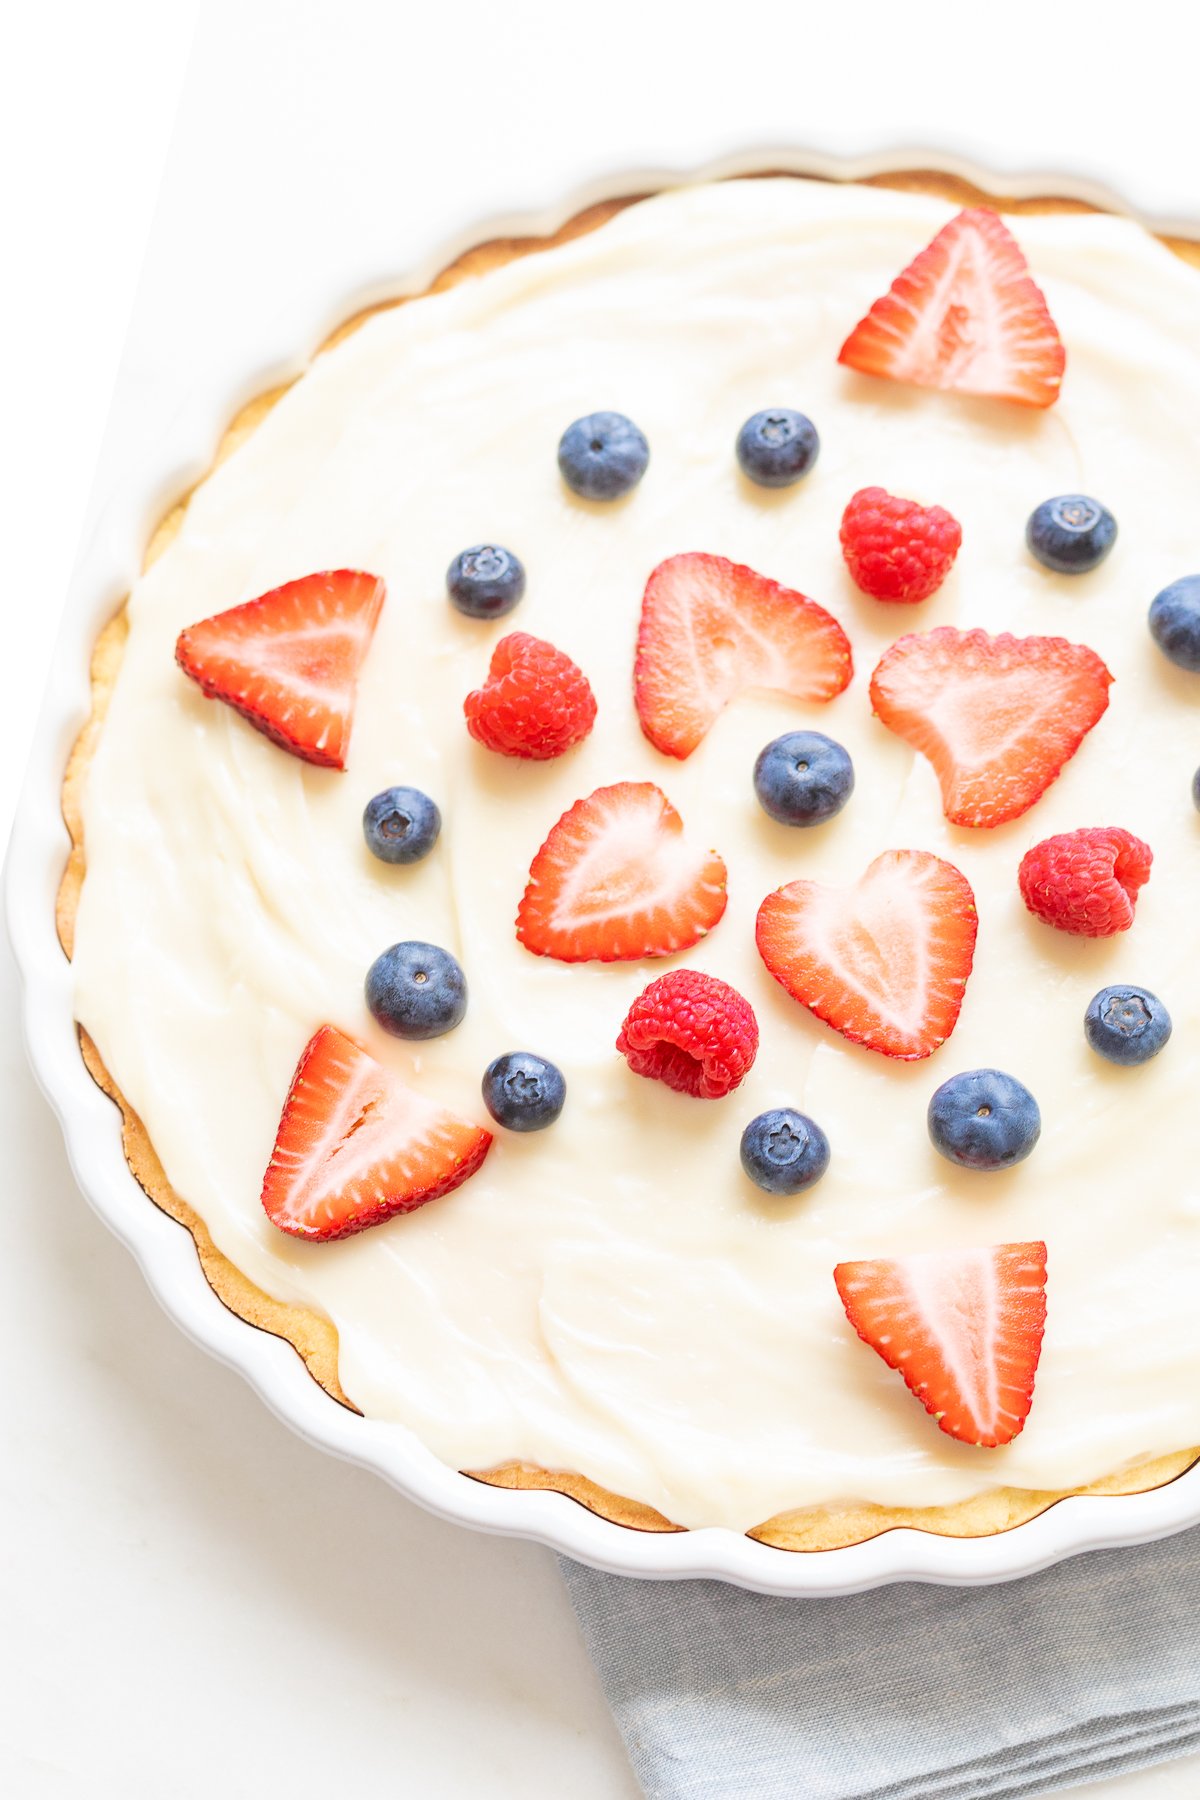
834,1242,1049,1446
870,626,1113,829
838,207,1066,408
634,552,852,760
262,1026,492,1240
517,781,727,963
756,849,977,1060
176,568,385,769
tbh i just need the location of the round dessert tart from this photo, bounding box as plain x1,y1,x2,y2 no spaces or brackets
57,169,1200,1560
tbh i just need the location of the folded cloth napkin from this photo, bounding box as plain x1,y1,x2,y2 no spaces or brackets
561,1526,1200,1800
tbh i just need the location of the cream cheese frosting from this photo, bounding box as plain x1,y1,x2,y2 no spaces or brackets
71,177,1200,1532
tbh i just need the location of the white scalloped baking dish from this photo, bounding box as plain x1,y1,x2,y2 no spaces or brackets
10,146,1200,1597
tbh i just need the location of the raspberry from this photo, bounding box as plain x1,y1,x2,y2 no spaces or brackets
464,632,596,760
616,969,758,1099
839,486,962,603
1017,827,1153,937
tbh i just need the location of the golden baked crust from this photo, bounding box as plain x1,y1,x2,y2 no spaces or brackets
59,170,1200,1550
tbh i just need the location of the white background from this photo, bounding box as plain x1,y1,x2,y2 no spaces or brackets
5,1,1200,1792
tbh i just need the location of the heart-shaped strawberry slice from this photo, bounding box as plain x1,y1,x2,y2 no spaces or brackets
635,552,852,759
755,849,977,1060
517,781,727,963
869,626,1113,829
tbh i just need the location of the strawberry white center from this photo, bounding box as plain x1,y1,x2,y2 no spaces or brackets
804,862,939,1037
925,670,1043,769
274,1049,444,1227
902,1249,1002,1433
553,795,711,926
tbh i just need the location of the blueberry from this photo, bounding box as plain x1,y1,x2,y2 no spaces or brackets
740,1108,830,1195
446,544,526,620
365,941,466,1040
1026,494,1117,574
362,786,441,864
753,731,854,827
557,412,649,501
1149,575,1200,673
1084,985,1171,1066
735,409,820,488
927,1069,1041,1172
481,1051,566,1132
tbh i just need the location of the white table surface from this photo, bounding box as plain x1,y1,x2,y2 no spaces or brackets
6,2,1200,1792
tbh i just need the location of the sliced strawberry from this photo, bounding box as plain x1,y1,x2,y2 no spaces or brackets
262,1025,492,1240
834,1242,1049,1447
634,552,852,760
838,207,1066,409
756,849,977,1060
517,781,727,963
870,626,1112,829
176,569,385,769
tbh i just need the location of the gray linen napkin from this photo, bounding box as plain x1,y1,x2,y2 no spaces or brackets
561,1527,1200,1799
